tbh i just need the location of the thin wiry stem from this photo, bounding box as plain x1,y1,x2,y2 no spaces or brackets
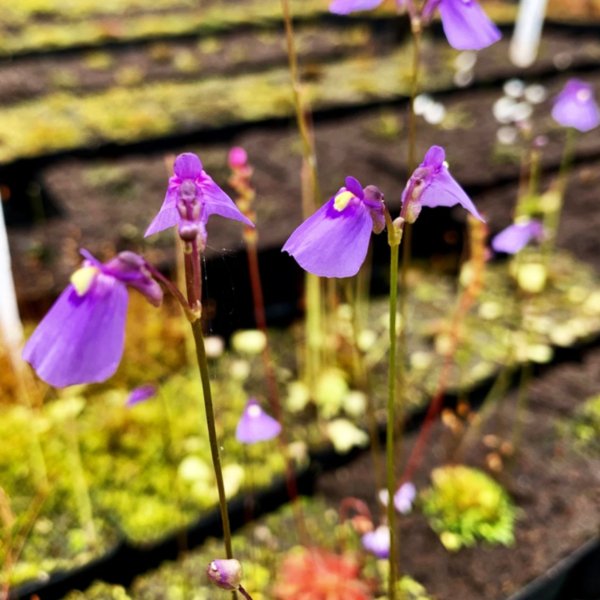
280,0,324,393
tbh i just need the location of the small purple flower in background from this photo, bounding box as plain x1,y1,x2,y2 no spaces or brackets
22,250,163,388
552,79,600,132
282,176,385,278
402,145,484,223
361,525,390,558
491,219,544,254
423,0,501,50
126,384,157,408
329,0,406,14
394,481,417,514
145,152,253,240
329,0,385,13
235,398,282,444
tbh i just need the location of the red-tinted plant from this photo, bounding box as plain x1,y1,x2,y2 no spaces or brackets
273,547,373,600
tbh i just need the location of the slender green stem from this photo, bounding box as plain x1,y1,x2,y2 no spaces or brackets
238,585,254,600
190,319,233,559
387,21,422,595
543,128,575,255
386,240,400,600
407,21,422,173
396,16,423,459
280,0,326,393
280,0,320,208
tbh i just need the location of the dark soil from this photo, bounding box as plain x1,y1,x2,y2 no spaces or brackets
317,346,600,599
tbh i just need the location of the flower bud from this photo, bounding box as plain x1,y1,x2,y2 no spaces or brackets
228,146,248,169
207,559,242,591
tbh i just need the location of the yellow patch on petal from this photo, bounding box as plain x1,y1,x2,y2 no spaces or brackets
70,266,99,296
333,190,355,212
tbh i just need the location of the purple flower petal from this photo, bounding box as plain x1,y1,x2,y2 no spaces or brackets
144,195,180,237
491,220,544,254
104,251,163,307
420,167,484,221
394,482,417,514
329,0,384,14
552,79,600,132
126,384,157,407
413,146,485,222
198,174,253,226
282,198,373,278
235,398,281,444
361,525,390,558
23,274,128,387
437,0,502,50
344,176,365,198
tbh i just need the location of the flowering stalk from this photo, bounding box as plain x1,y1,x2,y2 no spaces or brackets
389,16,423,593
396,2,423,487
542,127,575,255
145,154,254,597
280,0,325,391
385,214,402,600
191,318,234,565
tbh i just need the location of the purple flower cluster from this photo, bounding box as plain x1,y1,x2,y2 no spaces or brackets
283,146,483,279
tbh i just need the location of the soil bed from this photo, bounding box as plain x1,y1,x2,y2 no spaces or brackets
317,346,600,599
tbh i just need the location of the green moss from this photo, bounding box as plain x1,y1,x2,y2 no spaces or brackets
422,465,516,551
563,394,600,455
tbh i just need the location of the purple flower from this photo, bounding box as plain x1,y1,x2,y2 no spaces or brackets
235,398,282,444
145,153,253,239
552,79,600,132
402,146,484,223
329,0,385,13
394,482,417,514
282,177,385,278
361,525,390,558
491,219,544,254
329,0,407,13
22,250,162,388
423,0,501,50
126,384,157,407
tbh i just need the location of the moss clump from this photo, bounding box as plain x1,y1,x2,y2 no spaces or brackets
564,394,600,455
422,465,516,551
